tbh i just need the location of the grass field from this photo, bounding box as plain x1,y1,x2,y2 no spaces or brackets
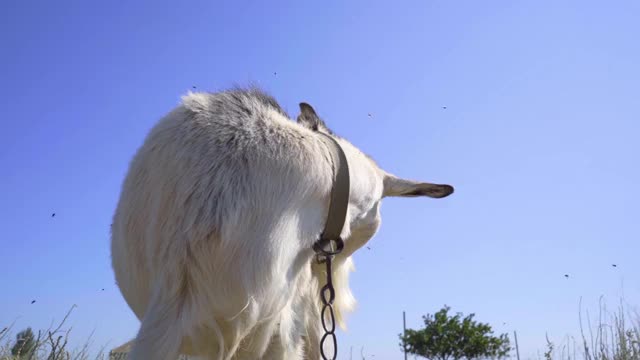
2,298,639,360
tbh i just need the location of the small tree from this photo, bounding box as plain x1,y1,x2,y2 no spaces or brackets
399,305,511,360
11,327,37,358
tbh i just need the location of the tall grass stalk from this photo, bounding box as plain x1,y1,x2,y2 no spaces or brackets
544,296,639,360
0,305,106,360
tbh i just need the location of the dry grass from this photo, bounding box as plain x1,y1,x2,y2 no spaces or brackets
0,305,107,360
539,296,640,360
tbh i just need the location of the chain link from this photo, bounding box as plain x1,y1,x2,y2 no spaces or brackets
313,238,344,360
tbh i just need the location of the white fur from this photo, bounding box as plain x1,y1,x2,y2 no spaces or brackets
110,88,452,360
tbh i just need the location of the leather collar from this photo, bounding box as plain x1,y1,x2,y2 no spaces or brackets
313,132,350,252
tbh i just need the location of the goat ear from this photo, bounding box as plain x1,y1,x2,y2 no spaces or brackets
297,102,322,131
382,173,454,199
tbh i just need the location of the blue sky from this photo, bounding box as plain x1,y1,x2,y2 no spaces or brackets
1,0,639,358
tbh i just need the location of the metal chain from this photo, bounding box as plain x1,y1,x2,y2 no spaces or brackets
313,238,345,360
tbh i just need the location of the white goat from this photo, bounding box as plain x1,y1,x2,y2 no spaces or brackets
110,87,453,360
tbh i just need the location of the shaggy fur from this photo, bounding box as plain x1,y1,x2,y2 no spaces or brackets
110,87,453,360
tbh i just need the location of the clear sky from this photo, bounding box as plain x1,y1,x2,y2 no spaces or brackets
1,0,639,359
